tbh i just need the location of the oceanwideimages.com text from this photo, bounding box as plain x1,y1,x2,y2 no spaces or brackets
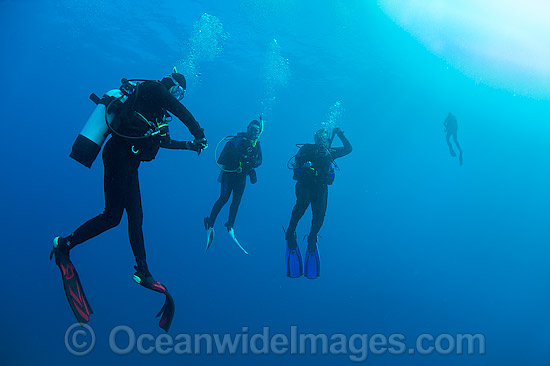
65,324,485,361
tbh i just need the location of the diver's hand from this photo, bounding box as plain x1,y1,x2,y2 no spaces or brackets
187,138,208,155
185,141,201,152
333,127,344,136
192,138,208,155
196,138,208,150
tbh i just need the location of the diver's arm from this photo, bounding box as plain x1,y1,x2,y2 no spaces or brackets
156,119,194,150
161,88,205,140
331,131,352,159
159,138,194,150
252,142,262,168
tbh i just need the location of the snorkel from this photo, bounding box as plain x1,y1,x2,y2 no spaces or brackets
248,116,263,147
259,115,264,135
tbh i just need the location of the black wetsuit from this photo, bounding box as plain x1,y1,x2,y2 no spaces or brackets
287,132,352,248
66,81,205,274
207,133,262,229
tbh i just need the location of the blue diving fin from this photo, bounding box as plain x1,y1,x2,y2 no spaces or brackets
304,248,320,279
285,231,303,278
286,246,303,278
304,235,320,279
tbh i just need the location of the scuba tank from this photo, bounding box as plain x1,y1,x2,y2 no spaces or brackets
70,89,128,168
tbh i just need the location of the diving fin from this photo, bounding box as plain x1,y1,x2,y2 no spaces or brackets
304,236,320,279
205,228,215,253
285,231,303,278
50,237,93,324
286,246,303,278
133,268,175,332
156,291,175,331
204,217,215,253
227,227,248,255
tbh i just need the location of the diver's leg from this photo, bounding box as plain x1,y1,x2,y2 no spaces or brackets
125,159,148,275
287,181,311,236
452,132,462,154
286,181,311,250
446,132,456,157
309,184,328,240
226,173,246,229
453,132,463,165
207,172,232,227
67,139,128,248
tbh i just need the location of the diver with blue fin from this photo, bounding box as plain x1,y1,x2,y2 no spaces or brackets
204,119,263,254
285,127,352,279
51,69,207,331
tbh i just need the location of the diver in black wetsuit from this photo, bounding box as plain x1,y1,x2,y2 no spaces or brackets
50,71,207,330
53,72,207,280
285,127,352,278
50,69,208,331
204,120,262,251
444,112,463,166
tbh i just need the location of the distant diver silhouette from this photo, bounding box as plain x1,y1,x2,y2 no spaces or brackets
444,112,463,166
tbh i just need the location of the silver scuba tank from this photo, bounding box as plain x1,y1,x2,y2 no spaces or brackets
70,89,127,168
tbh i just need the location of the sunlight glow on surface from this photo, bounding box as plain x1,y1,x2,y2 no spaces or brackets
378,0,550,96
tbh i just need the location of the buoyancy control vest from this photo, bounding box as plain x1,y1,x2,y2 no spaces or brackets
291,144,336,185
70,79,169,167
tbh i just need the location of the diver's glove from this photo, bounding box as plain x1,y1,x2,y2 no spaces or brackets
333,127,344,136
189,138,208,155
195,137,208,150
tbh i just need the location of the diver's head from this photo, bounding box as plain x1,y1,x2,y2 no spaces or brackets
161,71,186,100
314,128,330,147
247,120,262,140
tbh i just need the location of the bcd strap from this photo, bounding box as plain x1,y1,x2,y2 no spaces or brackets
89,93,118,106
89,93,101,105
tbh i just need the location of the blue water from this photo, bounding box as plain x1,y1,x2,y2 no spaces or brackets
2,1,550,365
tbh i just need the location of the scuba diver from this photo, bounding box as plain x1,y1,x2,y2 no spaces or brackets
204,119,263,254
285,127,352,279
50,70,208,331
444,112,463,166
